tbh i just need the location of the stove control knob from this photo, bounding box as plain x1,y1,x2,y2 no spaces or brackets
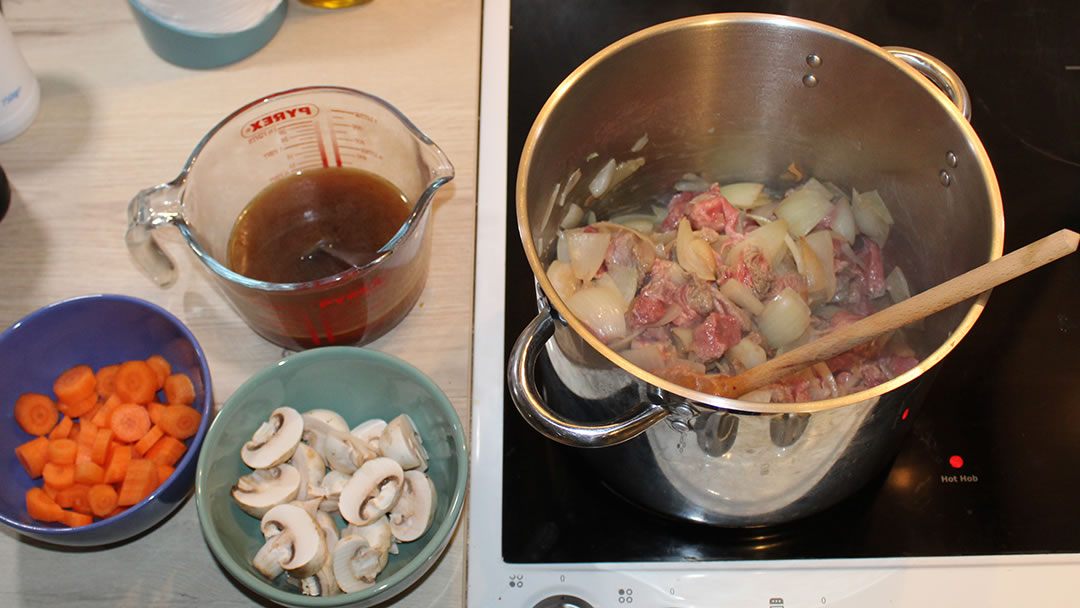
532,595,594,608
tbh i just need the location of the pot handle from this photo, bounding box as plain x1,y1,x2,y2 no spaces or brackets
507,310,669,448
884,46,971,121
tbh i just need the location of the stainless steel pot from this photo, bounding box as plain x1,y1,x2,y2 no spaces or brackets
509,13,1004,526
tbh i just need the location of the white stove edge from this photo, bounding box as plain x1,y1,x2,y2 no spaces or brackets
466,3,1080,606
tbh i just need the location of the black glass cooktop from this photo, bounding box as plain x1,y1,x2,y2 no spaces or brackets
501,0,1080,563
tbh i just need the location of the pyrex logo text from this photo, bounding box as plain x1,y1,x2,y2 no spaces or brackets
241,104,319,137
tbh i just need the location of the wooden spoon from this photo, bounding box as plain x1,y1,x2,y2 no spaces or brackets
712,228,1079,399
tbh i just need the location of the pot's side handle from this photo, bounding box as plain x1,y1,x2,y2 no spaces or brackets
885,46,972,122
507,311,668,448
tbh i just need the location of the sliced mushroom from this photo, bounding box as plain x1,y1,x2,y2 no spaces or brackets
350,418,387,454
314,510,339,554
303,410,372,474
388,470,437,542
378,414,428,471
343,516,394,554
338,457,404,526
332,533,390,594
232,464,302,518
317,470,352,513
295,563,340,597
242,407,304,469
294,511,342,597
289,442,327,501
252,503,328,580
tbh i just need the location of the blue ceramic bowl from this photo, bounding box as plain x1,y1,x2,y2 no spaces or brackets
127,0,288,69
0,294,213,546
196,347,468,608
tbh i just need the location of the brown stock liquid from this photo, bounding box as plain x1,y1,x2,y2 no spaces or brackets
227,167,409,284
226,167,424,350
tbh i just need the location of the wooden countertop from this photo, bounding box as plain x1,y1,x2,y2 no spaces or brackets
0,0,480,605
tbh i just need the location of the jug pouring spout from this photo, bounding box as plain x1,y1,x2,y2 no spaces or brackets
126,178,184,287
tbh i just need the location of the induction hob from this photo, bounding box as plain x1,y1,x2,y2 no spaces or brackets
467,1,1080,606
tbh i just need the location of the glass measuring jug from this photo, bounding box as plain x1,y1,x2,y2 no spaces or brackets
126,86,454,350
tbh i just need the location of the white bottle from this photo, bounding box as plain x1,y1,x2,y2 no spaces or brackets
0,12,40,143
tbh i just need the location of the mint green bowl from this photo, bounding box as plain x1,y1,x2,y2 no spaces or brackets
195,347,467,607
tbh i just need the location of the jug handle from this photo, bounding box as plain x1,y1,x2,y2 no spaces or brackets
885,46,972,121
125,180,183,287
508,309,669,448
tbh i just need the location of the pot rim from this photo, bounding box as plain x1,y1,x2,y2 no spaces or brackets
516,12,1005,415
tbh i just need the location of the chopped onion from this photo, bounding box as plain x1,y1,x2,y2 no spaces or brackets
610,157,646,191
671,327,694,350
801,177,835,201
831,197,857,245
885,265,912,304
797,236,828,299
557,169,581,209
556,231,569,262
804,230,837,301
775,183,834,238
588,158,616,197
564,228,611,281
620,344,665,371
719,182,766,209
675,218,716,281
726,337,767,370
546,259,579,301
674,173,710,192
565,281,628,341
727,217,789,265
852,188,894,246
631,133,649,152
720,278,764,316
559,202,584,229
604,262,640,306
757,287,812,348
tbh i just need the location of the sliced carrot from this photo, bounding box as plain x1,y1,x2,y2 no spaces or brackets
163,373,195,406
117,458,159,506
95,364,120,398
42,462,75,489
48,415,75,440
91,428,113,465
88,483,119,518
145,355,171,390
75,419,99,464
147,401,167,426
26,488,64,523
55,483,91,512
106,506,128,518
113,360,157,405
14,393,60,436
42,483,60,500
134,424,164,456
158,404,202,440
58,391,98,419
145,435,187,467
53,365,96,406
109,404,152,443
74,461,106,486
68,421,80,444
103,444,132,485
48,438,78,465
91,393,123,428
155,463,175,483
59,509,94,527
15,436,51,478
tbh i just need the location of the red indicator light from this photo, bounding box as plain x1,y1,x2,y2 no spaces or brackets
949,455,964,469
901,408,910,420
